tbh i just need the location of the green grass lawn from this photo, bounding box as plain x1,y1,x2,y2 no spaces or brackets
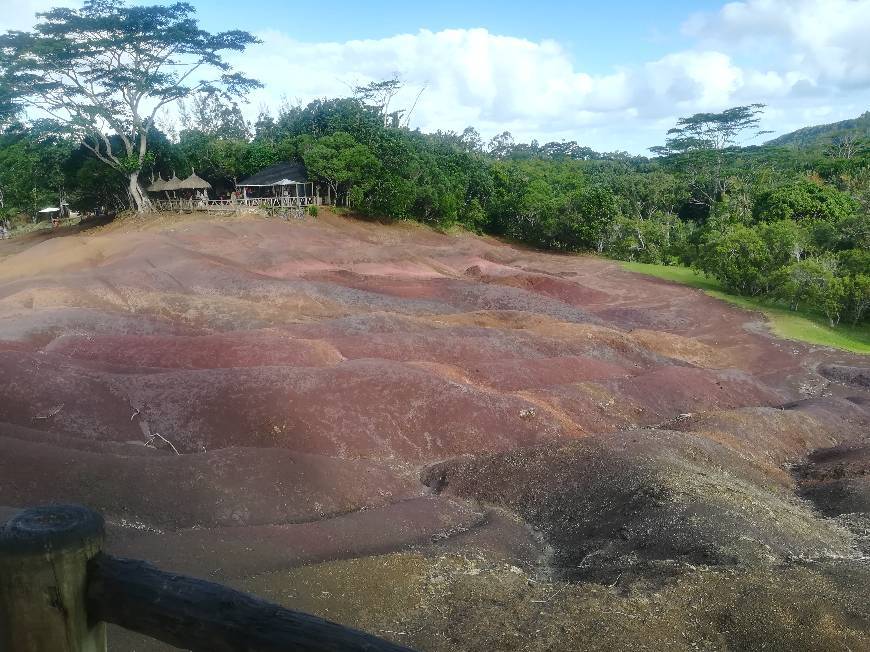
619,261,870,355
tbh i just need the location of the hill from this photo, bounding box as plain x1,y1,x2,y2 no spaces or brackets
0,211,868,651
767,110,870,148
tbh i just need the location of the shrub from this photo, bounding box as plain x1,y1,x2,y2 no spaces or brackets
754,179,857,225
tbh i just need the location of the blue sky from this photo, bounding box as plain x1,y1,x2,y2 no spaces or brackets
5,1,870,152
196,0,724,73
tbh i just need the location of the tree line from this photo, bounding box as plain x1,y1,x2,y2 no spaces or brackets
0,1,867,326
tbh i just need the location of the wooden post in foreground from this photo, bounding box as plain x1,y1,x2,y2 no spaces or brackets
0,505,107,652
88,554,419,652
2,505,418,652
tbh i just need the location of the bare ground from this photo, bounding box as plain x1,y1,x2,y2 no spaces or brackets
0,210,868,651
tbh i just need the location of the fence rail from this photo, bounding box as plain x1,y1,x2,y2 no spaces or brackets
153,196,319,212
0,505,417,652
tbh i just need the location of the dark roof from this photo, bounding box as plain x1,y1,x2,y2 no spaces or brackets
237,161,308,186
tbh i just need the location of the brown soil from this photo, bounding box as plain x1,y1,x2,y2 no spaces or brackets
1,210,868,651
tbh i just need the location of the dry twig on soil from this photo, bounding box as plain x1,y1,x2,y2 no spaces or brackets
33,404,64,420
145,433,181,456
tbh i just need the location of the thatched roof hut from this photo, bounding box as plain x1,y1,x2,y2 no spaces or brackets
162,173,182,192
178,169,212,190
147,175,167,192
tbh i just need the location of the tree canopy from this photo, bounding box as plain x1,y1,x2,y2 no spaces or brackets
655,104,770,154
0,0,260,212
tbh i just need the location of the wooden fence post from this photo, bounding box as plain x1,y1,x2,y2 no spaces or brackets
0,505,107,652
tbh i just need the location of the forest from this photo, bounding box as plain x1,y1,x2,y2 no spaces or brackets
0,2,867,329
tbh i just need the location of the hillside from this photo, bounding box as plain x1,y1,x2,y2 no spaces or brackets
767,110,870,148
0,211,868,651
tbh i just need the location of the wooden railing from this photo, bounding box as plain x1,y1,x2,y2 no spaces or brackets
153,196,319,212
0,505,417,652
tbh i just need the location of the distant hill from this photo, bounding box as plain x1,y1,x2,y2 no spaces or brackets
767,111,870,148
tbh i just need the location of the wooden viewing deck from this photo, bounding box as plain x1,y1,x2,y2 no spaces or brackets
0,505,417,652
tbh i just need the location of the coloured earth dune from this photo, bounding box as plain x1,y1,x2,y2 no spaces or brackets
0,211,868,651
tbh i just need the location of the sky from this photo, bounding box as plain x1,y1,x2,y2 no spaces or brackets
3,0,870,153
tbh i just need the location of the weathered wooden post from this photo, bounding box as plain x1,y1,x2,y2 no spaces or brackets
0,505,107,652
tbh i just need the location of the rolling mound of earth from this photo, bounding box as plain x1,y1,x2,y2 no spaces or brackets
1,210,869,651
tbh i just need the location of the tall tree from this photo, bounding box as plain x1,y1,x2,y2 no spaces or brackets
0,0,260,212
826,132,865,160
487,131,516,159
179,92,251,140
651,104,771,211
353,77,403,128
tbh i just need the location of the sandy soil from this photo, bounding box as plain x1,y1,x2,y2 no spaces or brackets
0,210,868,651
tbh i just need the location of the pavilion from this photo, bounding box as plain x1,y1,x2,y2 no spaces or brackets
236,162,315,202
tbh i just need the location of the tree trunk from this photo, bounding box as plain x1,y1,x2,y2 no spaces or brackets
128,172,152,214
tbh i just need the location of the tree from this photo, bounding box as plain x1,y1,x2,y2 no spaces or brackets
303,132,379,207
208,138,253,187
843,274,870,325
0,83,18,129
506,177,559,246
487,131,516,159
67,154,127,213
757,220,808,267
179,92,251,140
538,141,597,161
431,128,484,154
266,98,382,145
754,179,858,225
604,211,690,264
561,186,621,252
0,1,260,212
771,256,843,321
660,105,769,153
697,223,770,295
353,77,403,128
826,132,865,160
651,104,771,211
0,128,71,222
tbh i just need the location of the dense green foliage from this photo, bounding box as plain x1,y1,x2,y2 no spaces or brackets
0,91,867,327
0,129,72,225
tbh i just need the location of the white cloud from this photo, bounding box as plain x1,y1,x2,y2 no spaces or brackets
5,0,870,152
232,29,761,151
684,0,870,87
228,1,870,154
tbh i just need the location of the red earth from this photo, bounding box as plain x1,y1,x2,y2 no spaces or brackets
1,211,868,651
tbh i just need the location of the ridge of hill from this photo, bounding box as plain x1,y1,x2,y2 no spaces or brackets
767,110,870,148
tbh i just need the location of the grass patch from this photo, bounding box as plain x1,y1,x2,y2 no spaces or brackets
620,261,870,355
8,221,55,237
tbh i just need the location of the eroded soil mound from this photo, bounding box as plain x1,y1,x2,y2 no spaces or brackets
421,424,856,582
1,211,868,651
